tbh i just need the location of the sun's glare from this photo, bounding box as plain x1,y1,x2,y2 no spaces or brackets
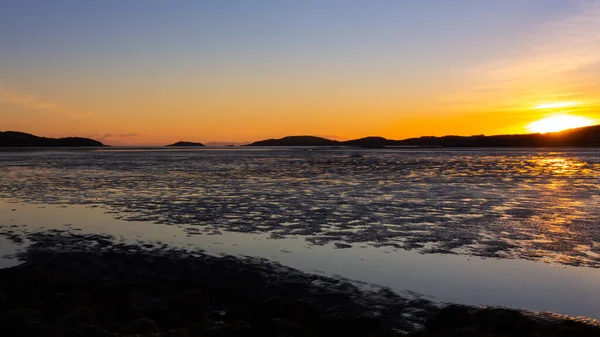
526,114,595,134
534,102,580,110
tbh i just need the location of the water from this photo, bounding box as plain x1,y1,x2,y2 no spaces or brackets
1,147,600,319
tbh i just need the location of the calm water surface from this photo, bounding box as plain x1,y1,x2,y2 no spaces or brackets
1,147,599,319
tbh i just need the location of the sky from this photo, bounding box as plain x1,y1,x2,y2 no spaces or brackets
1,0,600,145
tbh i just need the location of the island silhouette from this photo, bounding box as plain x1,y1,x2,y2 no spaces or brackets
247,124,600,147
3,124,600,147
166,141,205,147
249,136,339,147
0,131,104,147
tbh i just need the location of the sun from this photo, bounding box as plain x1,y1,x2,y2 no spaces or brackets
526,114,595,134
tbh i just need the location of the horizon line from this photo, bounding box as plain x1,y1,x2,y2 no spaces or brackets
3,123,599,146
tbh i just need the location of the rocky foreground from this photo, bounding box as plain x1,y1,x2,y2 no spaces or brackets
0,230,599,337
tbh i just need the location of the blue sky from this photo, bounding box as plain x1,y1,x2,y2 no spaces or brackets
1,1,598,144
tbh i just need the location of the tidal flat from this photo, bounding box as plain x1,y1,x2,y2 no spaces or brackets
1,147,600,330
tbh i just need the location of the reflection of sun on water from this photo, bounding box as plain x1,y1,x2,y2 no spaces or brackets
526,157,589,257
533,157,586,175
526,114,595,134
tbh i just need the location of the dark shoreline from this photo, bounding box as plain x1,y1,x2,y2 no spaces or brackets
0,230,598,336
246,125,600,147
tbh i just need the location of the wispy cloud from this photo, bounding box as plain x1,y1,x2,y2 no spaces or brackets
444,1,600,110
485,2,600,83
83,133,140,146
100,133,139,139
0,85,93,118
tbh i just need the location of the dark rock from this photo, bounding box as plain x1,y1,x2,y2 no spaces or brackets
253,297,321,323
448,327,486,337
473,308,531,335
160,328,190,337
426,305,470,332
119,317,159,335
76,325,116,337
0,308,44,323
91,285,139,325
187,322,207,337
47,292,72,316
55,309,97,334
139,302,180,331
0,290,7,311
353,314,383,334
260,318,306,337
318,313,383,336
1,318,47,337
20,320,46,337
168,291,210,323
253,297,292,321
205,321,255,337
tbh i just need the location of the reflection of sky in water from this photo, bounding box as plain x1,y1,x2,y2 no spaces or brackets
1,148,600,316
2,200,600,320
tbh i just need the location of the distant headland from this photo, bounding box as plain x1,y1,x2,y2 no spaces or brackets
249,136,339,147
4,124,600,148
0,131,104,147
247,125,600,147
166,141,205,147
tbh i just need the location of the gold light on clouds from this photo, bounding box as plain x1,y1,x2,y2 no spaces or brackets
534,102,580,110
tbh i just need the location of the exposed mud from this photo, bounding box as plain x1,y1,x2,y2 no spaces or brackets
1,149,599,267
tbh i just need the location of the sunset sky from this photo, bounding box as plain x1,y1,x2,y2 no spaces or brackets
1,0,600,145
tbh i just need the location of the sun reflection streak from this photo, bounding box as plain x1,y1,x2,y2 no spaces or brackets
531,157,587,175
515,156,596,263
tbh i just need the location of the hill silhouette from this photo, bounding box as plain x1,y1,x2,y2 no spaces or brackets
247,125,600,147
342,136,399,147
166,141,205,147
6,125,600,148
0,131,104,147
396,125,600,147
248,136,340,146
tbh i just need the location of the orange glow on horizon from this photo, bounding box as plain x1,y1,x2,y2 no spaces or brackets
3,86,600,145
